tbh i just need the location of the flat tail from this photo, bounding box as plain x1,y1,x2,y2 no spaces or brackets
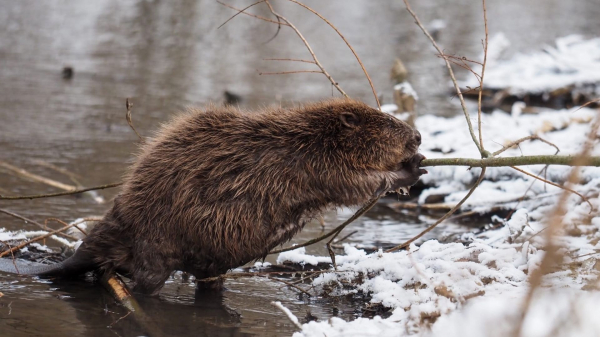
0,247,96,277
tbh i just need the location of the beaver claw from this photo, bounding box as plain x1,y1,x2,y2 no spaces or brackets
390,153,427,195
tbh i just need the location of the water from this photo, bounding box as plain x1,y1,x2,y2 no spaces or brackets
0,0,598,336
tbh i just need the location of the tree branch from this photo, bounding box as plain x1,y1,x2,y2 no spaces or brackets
403,0,485,156
386,167,487,252
0,182,122,200
421,155,600,168
263,1,348,98
269,194,380,255
284,0,380,109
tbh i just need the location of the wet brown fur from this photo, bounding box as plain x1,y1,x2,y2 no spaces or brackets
75,98,423,294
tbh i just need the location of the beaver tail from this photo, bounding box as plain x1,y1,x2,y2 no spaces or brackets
0,247,96,277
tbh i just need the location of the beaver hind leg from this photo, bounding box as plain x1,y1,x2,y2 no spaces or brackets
124,254,176,295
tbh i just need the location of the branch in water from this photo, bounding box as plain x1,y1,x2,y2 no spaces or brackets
0,182,122,200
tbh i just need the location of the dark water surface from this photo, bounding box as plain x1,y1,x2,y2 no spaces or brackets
0,0,598,336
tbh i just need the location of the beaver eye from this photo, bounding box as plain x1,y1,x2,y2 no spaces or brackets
340,112,360,128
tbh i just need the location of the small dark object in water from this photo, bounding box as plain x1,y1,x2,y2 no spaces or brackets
62,66,74,79
224,90,242,105
0,98,425,295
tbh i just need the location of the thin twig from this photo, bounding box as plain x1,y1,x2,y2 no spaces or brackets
197,270,334,283
0,240,20,274
268,276,312,296
259,70,323,75
441,54,484,66
0,209,79,241
217,0,267,29
108,311,131,329
216,0,287,26
284,0,380,109
125,98,143,142
263,58,316,64
289,271,324,285
31,160,83,186
269,195,380,255
0,182,122,200
477,0,489,153
334,230,358,244
0,221,83,258
403,0,485,156
493,135,559,157
510,166,592,210
263,0,348,98
45,218,88,236
386,167,487,252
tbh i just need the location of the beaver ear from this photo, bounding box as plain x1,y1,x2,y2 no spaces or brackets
340,112,360,128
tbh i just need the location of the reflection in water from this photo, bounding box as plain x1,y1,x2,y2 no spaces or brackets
0,0,599,335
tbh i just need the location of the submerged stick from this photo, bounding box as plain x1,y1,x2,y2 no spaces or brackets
271,301,303,330
0,161,76,191
101,274,165,337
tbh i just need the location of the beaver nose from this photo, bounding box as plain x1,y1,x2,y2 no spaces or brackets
414,130,421,145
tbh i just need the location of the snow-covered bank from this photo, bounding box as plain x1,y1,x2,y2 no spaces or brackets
279,106,600,336
462,34,600,97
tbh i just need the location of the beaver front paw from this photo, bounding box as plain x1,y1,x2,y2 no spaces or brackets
390,153,428,195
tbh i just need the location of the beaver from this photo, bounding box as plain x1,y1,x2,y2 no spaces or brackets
0,98,425,295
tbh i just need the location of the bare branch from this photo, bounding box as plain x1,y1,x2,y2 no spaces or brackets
0,209,79,241
386,167,487,252
0,182,122,200
268,276,312,296
493,135,559,156
269,195,380,255
284,0,381,109
263,58,316,64
477,0,489,153
0,220,85,258
403,0,485,156
0,161,76,191
218,0,268,29
216,0,288,26
420,155,600,168
45,217,89,236
259,70,323,75
125,98,143,142
263,1,348,98
510,166,592,210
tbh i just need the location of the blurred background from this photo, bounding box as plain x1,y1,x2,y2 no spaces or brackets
0,1,598,336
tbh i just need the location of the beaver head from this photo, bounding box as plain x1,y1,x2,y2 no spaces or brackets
288,98,421,173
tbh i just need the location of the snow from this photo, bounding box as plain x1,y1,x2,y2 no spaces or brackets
462,35,600,96
394,82,419,100
281,42,600,335
284,198,600,336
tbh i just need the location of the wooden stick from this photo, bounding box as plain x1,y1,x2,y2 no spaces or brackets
0,208,79,241
0,161,76,191
0,182,122,200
